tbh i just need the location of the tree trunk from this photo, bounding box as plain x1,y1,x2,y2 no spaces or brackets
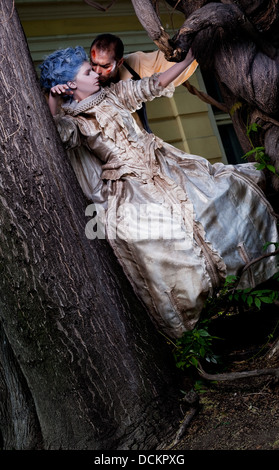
0,1,182,450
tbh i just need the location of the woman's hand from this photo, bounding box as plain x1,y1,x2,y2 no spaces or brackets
157,49,195,89
50,84,73,97
49,84,73,115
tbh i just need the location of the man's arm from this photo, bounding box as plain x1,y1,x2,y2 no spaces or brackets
122,49,198,86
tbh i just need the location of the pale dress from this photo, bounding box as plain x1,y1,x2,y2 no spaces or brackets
54,74,279,338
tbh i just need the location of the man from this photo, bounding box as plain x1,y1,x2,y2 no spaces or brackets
90,33,198,132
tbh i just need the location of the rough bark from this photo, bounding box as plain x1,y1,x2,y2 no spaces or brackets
0,325,42,449
0,1,182,450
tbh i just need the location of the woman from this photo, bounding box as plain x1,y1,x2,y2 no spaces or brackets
40,46,278,338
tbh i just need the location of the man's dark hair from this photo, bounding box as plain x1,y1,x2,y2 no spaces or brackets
90,33,124,61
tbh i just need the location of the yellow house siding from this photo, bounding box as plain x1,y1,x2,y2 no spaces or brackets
19,16,144,37
16,0,226,163
147,73,225,161
16,0,185,38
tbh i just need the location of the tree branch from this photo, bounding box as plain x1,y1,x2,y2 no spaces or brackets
131,0,184,60
83,0,117,12
237,248,279,282
182,80,229,113
198,362,279,382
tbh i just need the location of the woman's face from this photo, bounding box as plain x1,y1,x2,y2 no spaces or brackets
70,62,100,100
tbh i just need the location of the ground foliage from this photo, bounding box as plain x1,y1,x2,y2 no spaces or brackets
167,299,279,450
171,271,279,370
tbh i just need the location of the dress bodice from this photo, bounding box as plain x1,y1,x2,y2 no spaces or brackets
56,75,174,182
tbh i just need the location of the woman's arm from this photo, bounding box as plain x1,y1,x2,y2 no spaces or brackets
48,84,73,115
157,49,195,88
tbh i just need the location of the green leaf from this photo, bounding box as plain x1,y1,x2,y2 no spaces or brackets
198,329,210,337
200,346,206,357
246,122,259,136
190,357,199,368
230,101,242,116
243,148,258,157
250,123,258,132
247,295,253,307
255,163,266,170
259,296,274,304
176,361,186,369
267,165,276,174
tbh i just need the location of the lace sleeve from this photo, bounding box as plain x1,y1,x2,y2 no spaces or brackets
109,73,175,113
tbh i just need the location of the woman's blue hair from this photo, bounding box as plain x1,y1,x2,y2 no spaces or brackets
39,46,88,91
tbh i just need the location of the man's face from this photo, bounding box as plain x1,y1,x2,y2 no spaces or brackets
90,46,122,86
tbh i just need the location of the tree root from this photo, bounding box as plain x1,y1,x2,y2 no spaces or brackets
163,352,279,449
197,362,279,382
164,389,200,449
170,406,198,447
268,337,279,360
